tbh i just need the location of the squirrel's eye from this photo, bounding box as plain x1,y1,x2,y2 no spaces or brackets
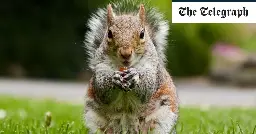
108,30,113,38
140,29,144,39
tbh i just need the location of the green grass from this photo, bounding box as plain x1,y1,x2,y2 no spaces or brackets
0,96,255,134
0,96,87,134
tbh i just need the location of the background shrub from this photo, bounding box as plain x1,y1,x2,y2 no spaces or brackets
167,24,247,76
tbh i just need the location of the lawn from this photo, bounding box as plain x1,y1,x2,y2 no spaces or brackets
0,96,255,134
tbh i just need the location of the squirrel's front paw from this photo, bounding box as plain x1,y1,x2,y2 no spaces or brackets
123,68,140,89
112,71,124,87
112,71,130,91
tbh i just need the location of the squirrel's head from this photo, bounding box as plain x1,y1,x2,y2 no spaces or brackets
105,4,147,67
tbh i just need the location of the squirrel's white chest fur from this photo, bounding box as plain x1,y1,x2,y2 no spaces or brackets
103,88,142,115
101,89,143,132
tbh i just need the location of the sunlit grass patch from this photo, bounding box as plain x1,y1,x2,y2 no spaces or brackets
0,96,87,133
0,95,255,134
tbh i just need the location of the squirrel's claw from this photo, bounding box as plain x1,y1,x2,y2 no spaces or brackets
113,72,123,80
112,71,130,90
123,68,139,81
112,71,123,87
112,69,140,91
123,68,140,89
122,83,132,92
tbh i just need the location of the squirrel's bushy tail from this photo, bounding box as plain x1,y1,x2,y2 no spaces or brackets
84,0,170,67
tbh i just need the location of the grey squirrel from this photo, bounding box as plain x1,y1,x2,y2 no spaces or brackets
84,0,178,133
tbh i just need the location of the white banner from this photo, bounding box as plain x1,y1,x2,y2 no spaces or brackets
172,2,255,23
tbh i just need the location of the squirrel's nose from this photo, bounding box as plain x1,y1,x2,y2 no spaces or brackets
121,52,132,60
120,48,132,60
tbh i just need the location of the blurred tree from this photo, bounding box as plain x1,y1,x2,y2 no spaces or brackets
0,0,100,79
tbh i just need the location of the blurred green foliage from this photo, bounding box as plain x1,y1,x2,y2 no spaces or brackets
0,0,249,80
241,34,256,52
0,0,107,79
168,24,247,76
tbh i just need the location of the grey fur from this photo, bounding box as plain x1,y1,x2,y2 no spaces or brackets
84,0,170,69
84,0,177,133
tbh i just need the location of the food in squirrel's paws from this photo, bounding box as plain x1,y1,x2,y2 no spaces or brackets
119,67,128,72
119,67,128,77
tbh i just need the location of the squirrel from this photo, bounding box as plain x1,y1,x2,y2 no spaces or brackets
84,0,178,134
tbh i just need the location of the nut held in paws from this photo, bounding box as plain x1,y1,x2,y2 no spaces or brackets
119,67,128,77
119,66,128,72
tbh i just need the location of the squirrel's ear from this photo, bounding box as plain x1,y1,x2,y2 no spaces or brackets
107,4,115,26
138,4,145,26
